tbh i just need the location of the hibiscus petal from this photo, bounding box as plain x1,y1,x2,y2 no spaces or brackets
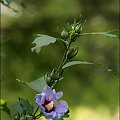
43,111,56,119
54,100,68,114
56,92,63,99
43,86,58,101
43,86,53,94
35,86,68,119
36,93,45,105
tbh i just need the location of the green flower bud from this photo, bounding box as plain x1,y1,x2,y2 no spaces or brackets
71,25,75,30
50,68,60,80
67,47,79,59
69,31,76,41
75,24,81,33
61,29,68,39
47,68,63,85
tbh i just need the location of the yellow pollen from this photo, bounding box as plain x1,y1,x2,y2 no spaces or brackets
45,101,54,111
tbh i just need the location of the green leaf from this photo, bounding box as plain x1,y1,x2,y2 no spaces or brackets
5,0,13,4
0,99,11,117
12,98,34,120
26,76,47,92
16,76,47,92
53,117,64,120
12,102,23,119
104,30,119,38
63,114,69,118
82,30,119,38
62,61,117,78
63,61,93,69
62,109,70,118
17,75,47,93
18,98,33,115
31,34,57,54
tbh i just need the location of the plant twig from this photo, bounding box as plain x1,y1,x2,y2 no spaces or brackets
58,41,72,71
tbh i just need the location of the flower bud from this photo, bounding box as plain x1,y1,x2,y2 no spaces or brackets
61,29,68,39
67,47,79,59
75,24,81,33
69,31,76,41
50,68,60,80
71,25,75,30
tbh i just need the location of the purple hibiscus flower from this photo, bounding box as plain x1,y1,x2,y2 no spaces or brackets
35,86,68,119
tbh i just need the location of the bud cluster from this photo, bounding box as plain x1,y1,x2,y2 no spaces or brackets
61,19,86,42
47,19,86,88
46,68,63,87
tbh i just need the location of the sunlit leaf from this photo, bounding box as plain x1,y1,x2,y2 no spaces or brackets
31,34,57,54
63,61,93,69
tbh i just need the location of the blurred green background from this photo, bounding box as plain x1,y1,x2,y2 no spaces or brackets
1,0,119,120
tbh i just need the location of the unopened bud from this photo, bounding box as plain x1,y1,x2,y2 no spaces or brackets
50,68,60,80
69,31,77,42
61,29,68,39
75,24,81,33
67,47,79,59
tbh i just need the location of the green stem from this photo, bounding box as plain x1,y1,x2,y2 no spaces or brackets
49,41,72,88
48,40,72,88
33,106,39,116
35,112,43,119
58,41,72,71
79,32,106,36
31,106,39,119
